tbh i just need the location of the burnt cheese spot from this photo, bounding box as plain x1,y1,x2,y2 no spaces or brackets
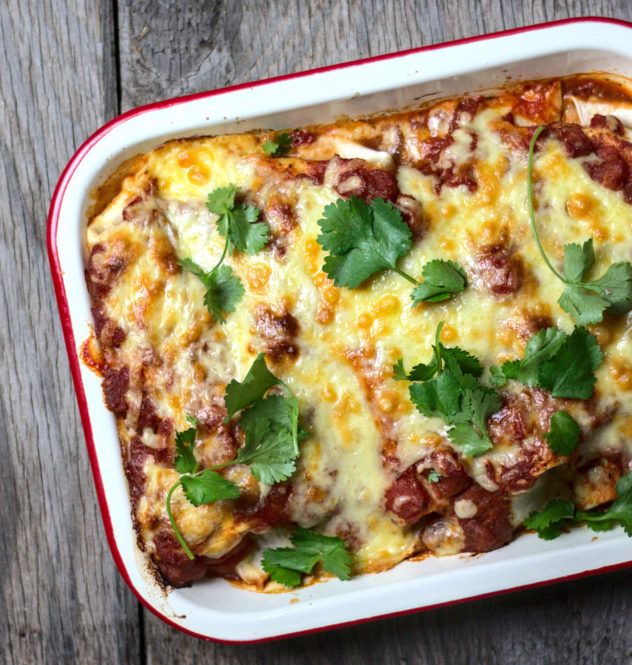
254,305,300,361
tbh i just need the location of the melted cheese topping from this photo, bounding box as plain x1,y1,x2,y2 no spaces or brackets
86,75,632,590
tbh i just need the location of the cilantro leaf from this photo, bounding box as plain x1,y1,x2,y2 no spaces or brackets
262,132,293,157
411,259,467,304
261,548,316,587
173,426,198,474
527,128,632,325
584,262,632,315
168,357,305,560
224,355,304,484
181,185,267,324
263,546,320,574
448,387,502,457
290,527,352,580
441,346,483,378
261,563,302,587
393,325,444,381
544,411,581,455
316,198,469,303
441,354,481,396
538,326,603,399
525,473,632,540
180,469,241,506
492,325,603,400
558,284,612,326
405,325,502,457
392,358,410,381
179,256,207,280
498,360,520,381
488,364,508,387
239,394,299,440
499,327,567,387
561,261,632,324
393,354,440,382
448,423,493,457
317,196,413,288
563,239,594,283
224,353,281,419
393,323,480,383
524,473,632,541
262,141,279,156
215,202,269,255
206,185,238,215
208,184,269,254
524,499,576,540
409,370,462,423
578,473,632,536
462,387,503,436
179,258,244,324
427,470,442,483
557,240,632,325
236,395,301,484
202,264,245,324
262,528,352,587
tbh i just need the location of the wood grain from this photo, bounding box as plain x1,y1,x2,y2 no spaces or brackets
0,2,139,664
4,0,632,663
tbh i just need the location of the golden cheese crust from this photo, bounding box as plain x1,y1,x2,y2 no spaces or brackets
84,74,632,589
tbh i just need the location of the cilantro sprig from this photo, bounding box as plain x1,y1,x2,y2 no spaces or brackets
262,132,293,157
527,126,632,325
180,185,269,323
524,472,632,539
166,355,305,560
489,325,603,399
224,354,307,485
394,322,482,382
261,527,352,587
166,416,241,559
316,196,466,305
397,322,502,457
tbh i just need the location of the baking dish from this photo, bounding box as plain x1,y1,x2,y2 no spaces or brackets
48,17,632,642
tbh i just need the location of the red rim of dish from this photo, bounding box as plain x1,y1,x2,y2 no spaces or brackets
47,16,632,643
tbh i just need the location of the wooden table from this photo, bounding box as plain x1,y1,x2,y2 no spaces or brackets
3,2,632,662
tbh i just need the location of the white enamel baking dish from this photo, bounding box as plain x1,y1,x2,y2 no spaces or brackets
48,18,632,642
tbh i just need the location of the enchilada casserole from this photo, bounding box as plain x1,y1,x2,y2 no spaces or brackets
83,73,632,589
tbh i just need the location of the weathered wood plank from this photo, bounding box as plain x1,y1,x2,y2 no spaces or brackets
115,1,632,662
0,1,140,664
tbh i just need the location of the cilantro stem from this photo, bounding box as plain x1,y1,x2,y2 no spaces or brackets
391,265,418,285
527,125,567,283
214,235,230,272
209,459,233,470
166,480,196,560
276,378,294,399
435,321,444,346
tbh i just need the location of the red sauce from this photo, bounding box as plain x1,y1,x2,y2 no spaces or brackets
254,305,300,361
289,129,316,146
384,467,432,525
474,243,523,297
235,483,293,530
564,76,632,102
454,485,512,553
102,366,129,415
330,156,399,203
